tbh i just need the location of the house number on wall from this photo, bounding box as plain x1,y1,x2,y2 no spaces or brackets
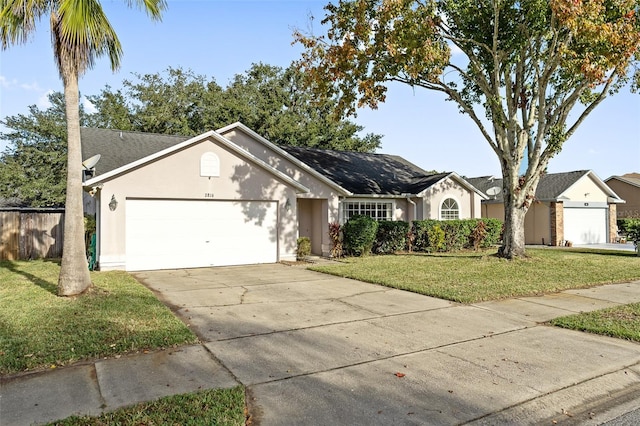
204,193,215,198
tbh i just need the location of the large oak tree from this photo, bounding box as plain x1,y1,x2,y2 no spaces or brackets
88,64,382,151
0,0,166,295
295,0,640,258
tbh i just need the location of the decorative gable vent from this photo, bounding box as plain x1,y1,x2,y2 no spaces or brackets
200,152,220,177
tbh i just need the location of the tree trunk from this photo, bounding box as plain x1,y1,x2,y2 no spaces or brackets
58,70,92,296
500,200,527,259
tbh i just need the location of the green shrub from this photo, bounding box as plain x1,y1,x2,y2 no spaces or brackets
412,218,503,252
411,220,433,252
374,221,410,254
411,220,444,252
296,237,311,260
343,215,379,256
428,224,446,252
619,218,640,241
441,220,471,251
483,218,503,246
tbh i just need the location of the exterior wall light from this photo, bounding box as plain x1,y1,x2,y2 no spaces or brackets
109,195,118,211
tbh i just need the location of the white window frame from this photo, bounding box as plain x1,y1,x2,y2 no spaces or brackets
341,199,394,223
439,197,460,220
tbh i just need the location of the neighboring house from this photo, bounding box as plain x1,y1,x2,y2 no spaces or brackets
81,123,485,271
468,171,624,246
605,173,640,218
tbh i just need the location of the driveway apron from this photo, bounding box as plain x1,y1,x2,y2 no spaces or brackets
134,264,640,425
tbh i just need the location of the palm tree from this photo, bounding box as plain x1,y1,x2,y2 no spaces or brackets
0,0,166,296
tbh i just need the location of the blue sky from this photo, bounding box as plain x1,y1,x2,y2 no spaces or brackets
1,0,638,179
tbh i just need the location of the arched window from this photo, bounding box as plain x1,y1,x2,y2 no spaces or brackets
200,152,220,177
440,198,459,220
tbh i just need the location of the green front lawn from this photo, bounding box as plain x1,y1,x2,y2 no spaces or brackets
310,248,640,303
550,303,640,342
0,259,198,375
48,387,246,426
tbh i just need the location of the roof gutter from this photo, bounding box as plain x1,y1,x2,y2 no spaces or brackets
348,194,418,199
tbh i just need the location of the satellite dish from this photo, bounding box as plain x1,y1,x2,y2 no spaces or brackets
82,154,101,170
486,186,501,197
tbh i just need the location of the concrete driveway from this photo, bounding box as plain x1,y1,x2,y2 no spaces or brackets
134,264,640,425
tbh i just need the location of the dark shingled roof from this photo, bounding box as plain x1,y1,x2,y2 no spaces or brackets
468,170,591,202
280,145,449,195
0,197,28,208
81,127,451,195
81,128,189,176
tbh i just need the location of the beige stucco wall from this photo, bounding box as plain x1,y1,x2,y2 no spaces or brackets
222,128,343,256
221,129,340,201
482,203,505,221
420,176,482,220
95,137,299,270
524,202,551,245
607,179,638,217
562,175,609,203
482,202,553,245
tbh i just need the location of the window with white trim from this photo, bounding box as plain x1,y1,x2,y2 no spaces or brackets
440,198,459,220
342,201,393,223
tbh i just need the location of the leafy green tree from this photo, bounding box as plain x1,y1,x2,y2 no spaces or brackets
295,0,640,258
85,85,135,131
88,64,382,151
217,63,381,151
122,67,220,136
0,92,92,207
0,0,166,296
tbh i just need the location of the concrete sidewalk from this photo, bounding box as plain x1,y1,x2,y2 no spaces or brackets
2,265,640,425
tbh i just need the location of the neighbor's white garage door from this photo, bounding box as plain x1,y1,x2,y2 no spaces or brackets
563,207,607,244
125,199,278,271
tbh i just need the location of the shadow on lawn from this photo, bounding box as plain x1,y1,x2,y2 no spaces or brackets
1,259,61,295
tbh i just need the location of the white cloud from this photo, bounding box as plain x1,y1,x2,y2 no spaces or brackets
0,75,16,88
81,96,97,114
0,75,43,91
37,90,54,109
20,81,41,91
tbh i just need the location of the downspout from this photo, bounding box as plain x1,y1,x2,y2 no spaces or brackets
404,195,416,222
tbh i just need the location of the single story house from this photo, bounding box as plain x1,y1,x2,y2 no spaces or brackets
81,123,485,271
468,171,624,246
605,173,640,218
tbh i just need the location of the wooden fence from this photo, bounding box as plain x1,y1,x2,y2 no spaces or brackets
0,209,65,261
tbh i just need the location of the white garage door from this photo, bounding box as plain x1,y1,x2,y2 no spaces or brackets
125,199,278,271
564,207,607,244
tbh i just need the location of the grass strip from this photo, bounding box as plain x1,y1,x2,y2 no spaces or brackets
0,259,198,375
46,387,246,426
550,303,640,342
310,248,640,303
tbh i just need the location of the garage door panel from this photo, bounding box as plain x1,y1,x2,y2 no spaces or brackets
126,199,278,271
563,207,607,245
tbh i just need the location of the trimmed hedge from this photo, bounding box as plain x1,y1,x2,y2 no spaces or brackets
335,217,503,257
374,220,410,254
411,218,502,252
343,215,379,256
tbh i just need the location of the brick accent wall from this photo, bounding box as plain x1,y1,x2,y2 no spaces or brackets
549,202,564,246
609,204,617,243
